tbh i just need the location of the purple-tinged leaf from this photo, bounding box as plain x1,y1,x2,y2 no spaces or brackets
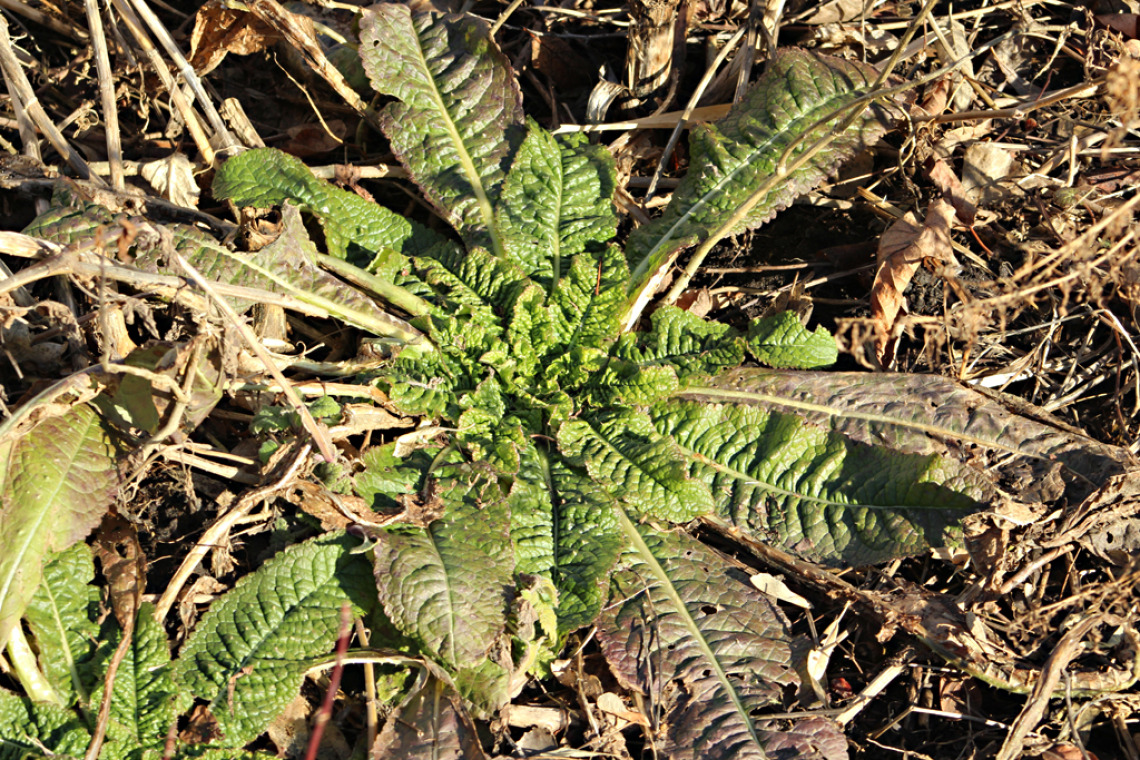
0,404,120,652
680,368,1132,505
599,523,840,759
372,469,514,670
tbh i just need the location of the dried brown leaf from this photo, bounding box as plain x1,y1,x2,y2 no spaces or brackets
963,142,1017,205
870,199,956,362
926,157,977,225
92,513,145,630
189,0,279,75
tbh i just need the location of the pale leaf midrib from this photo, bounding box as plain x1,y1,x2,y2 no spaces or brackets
408,20,501,258
630,83,864,285
613,511,768,759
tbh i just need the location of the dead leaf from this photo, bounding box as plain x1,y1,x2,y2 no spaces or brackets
1097,13,1140,39
918,77,951,117
595,692,648,728
140,153,200,208
750,572,811,609
92,512,145,630
189,0,279,75
799,0,877,25
870,199,956,363
1036,744,1100,760
963,143,1018,205
181,704,223,745
531,35,592,92
283,121,347,158
674,287,713,317
925,157,977,225
931,20,976,112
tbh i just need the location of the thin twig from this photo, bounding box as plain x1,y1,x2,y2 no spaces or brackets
303,605,353,760
644,26,746,201
0,16,105,185
85,0,124,190
152,444,312,623
108,0,221,164
124,0,238,155
174,253,338,462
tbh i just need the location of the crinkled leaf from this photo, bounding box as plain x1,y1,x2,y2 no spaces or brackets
497,120,618,286
508,439,555,577
360,4,524,253
612,305,744,379
212,147,449,268
747,311,837,369
626,49,899,298
92,603,176,751
175,533,376,746
21,196,115,245
23,543,100,707
0,689,90,760
754,718,849,760
355,442,436,511
0,403,119,652
682,368,1131,505
539,245,630,360
451,657,512,720
598,523,815,760
547,460,625,633
557,410,714,522
587,358,679,406
371,467,513,670
380,343,464,418
413,244,531,323
651,396,989,565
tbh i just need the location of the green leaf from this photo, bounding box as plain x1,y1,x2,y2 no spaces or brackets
24,543,100,707
175,532,376,746
651,395,988,565
0,403,120,652
557,410,714,522
380,342,464,418
92,603,176,751
451,657,511,720
587,358,680,407
598,523,815,760
612,305,745,379
540,245,630,357
212,147,448,267
21,198,114,245
355,442,435,512
747,311,838,369
360,4,524,254
497,120,618,286
746,311,837,368
547,460,625,633
136,203,422,342
371,467,514,670
413,244,531,320
508,439,556,578
682,368,1130,504
0,689,90,760
626,49,899,299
